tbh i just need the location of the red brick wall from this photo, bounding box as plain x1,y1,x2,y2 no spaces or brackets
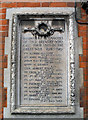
0,1,88,119
79,9,88,118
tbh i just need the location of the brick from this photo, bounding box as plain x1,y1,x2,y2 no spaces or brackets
0,8,6,14
0,108,2,114
0,32,8,37
2,88,7,107
0,50,4,56
0,79,3,87
82,101,88,107
4,55,8,68
0,37,5,43
81,15,87,20
1,3,7,7
0,107,3,116
80,87,84,95
79,55,82,62
78,30,87,37
0,113,3,119
24,2,40,7
0,14,6,19
79,62,86,68
0,90,2,97
8,3,17,8
0,26,8,31
0,69,2,75
81,8,87,15
0,74,4,81
84,81,88,87
82,56,88,62
84,114,88,118
78,19,88,24
83,43,88,50
2,3,17,8
0,20,9,25
78,25,87,31
0,88,2,95
84,74,88,80
0,56,4,62
0,43,4,50
42,2,50,7
50,2,67,7
79,55,88,62
83,50,88,56
0,108,2,113
17,2,40,7
67,2,74,7
83,96,88,101
82,37,88,43
17,2,25,7
0,61,4,68
84,68,88,75
83,88,88,95
80,101,83,107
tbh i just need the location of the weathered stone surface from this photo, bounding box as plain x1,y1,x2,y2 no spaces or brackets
21,20,67,106
4,8,83,118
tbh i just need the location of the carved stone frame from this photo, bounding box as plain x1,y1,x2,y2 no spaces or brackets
10,8,76,114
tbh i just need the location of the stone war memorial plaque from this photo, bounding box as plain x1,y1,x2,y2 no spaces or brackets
10,9,76,114
21,20,67,106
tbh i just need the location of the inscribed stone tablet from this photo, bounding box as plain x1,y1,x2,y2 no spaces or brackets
21,20,68,107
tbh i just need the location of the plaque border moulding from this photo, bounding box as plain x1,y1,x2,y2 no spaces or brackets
9,8,75,114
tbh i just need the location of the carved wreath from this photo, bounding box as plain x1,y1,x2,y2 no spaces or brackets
23,22,64,38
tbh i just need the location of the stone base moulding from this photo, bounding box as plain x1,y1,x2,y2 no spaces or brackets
4,7,83,119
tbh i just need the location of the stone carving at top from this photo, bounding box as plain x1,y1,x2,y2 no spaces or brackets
23,21,64,38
